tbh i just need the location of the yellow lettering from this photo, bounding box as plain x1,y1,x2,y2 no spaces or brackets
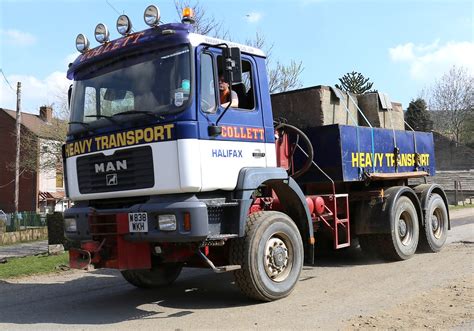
116,132,126,147
400,154,408,167
385,153,394,167
351,153,358,167
144,128,154,142
376,153,384,167
73,142,81,156
94,137,101,150
85,139,92,153
108,134,117,149
101,136,109,150
154,126,164,140
358,153,364,167
164,124,174,139
126,131,135,145
135,129,144,143
365,153,372,167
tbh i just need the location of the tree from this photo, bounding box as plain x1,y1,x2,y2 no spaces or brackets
405,98,433,132
174,0,303,93
174,0,229,38
429,66,474,143
335,71,374,94
14,106,68,175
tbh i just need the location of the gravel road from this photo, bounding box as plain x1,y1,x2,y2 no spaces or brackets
0,208,472,330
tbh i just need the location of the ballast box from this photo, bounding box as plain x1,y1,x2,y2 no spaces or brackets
296,124,436,183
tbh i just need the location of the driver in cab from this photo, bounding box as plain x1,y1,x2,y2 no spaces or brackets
219,75,239,108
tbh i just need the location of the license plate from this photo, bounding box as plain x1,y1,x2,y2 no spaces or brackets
128,212,148,233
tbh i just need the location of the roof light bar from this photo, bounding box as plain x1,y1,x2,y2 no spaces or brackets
117,15,133,36
94,23,110,43
75,34,90,53
144,5,160,27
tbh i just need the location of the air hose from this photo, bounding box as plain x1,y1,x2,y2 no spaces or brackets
274,121,314,179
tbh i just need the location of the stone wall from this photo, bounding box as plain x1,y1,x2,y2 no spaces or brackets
0,227,48,245
433,132,474,171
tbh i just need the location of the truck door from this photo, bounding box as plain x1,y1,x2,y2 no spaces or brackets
197,46,270,191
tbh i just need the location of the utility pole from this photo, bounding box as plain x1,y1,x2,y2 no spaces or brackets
14,82,21,217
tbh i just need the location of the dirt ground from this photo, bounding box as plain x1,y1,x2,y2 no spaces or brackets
0,208,472,330
345,242,474,330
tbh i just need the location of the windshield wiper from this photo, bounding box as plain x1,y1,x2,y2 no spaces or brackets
113,110,164,120
85,114,120,124
68,121,90,128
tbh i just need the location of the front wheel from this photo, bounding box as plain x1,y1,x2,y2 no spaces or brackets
121,263,182,288
230,211,304,301
418,193,448,252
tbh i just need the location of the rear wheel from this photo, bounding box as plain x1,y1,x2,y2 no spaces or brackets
418,194,448,252
121,263,182,288
379,196,419,260
230,211,304,302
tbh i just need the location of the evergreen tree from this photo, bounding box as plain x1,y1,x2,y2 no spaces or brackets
405,98,433,131
335,71,374,94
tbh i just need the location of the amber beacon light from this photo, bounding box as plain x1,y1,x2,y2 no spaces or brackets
181,7,195,24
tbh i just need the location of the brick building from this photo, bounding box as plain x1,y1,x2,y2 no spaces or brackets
0,106,66,213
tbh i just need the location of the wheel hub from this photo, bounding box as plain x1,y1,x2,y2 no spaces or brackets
398,219,407,237
431,215,439,232
264,237,289,280
272,246,287,268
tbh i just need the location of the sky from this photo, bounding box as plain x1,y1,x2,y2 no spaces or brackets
0,0,473,115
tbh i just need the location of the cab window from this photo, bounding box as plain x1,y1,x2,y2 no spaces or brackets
200,52,217,113
217,56,255,110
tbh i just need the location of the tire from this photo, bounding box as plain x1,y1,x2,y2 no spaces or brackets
230,211,304,302
378,196,419,261
121,263,182,288
418,194,448,252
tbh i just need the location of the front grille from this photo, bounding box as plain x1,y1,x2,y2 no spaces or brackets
77,146,154,194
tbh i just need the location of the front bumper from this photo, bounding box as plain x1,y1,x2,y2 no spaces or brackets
64,194,209,243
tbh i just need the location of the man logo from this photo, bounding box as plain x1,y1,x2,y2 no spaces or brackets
95,160,127,174
106,174,118,186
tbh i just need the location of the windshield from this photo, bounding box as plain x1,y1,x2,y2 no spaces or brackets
70,45,191,123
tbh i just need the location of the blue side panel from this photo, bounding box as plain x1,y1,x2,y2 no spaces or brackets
298,125,436,183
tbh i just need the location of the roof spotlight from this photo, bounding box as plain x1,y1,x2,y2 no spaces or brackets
117,14,132,36
94,23,110,43
144,5,160,27
75,34,90,53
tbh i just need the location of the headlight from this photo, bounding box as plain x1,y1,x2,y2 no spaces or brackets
75,34,90,53
64,218,77,232
94,23,110,43
158,215,176,231
144,5,160,27
117,14,132,35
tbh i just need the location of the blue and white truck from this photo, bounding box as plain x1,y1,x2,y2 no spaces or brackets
63,5,449,301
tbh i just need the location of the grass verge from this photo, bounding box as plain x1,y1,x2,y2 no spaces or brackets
0,253,69,279
449,204,474,211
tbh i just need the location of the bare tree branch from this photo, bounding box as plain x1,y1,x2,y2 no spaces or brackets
174,0,229,39
429,66,474,143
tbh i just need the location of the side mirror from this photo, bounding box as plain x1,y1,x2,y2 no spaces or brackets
222,47,242,84
208,125,222,137
68,84,73,108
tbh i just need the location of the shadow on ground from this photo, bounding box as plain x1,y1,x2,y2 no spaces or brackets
0,267,256,325
0,245,391,326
